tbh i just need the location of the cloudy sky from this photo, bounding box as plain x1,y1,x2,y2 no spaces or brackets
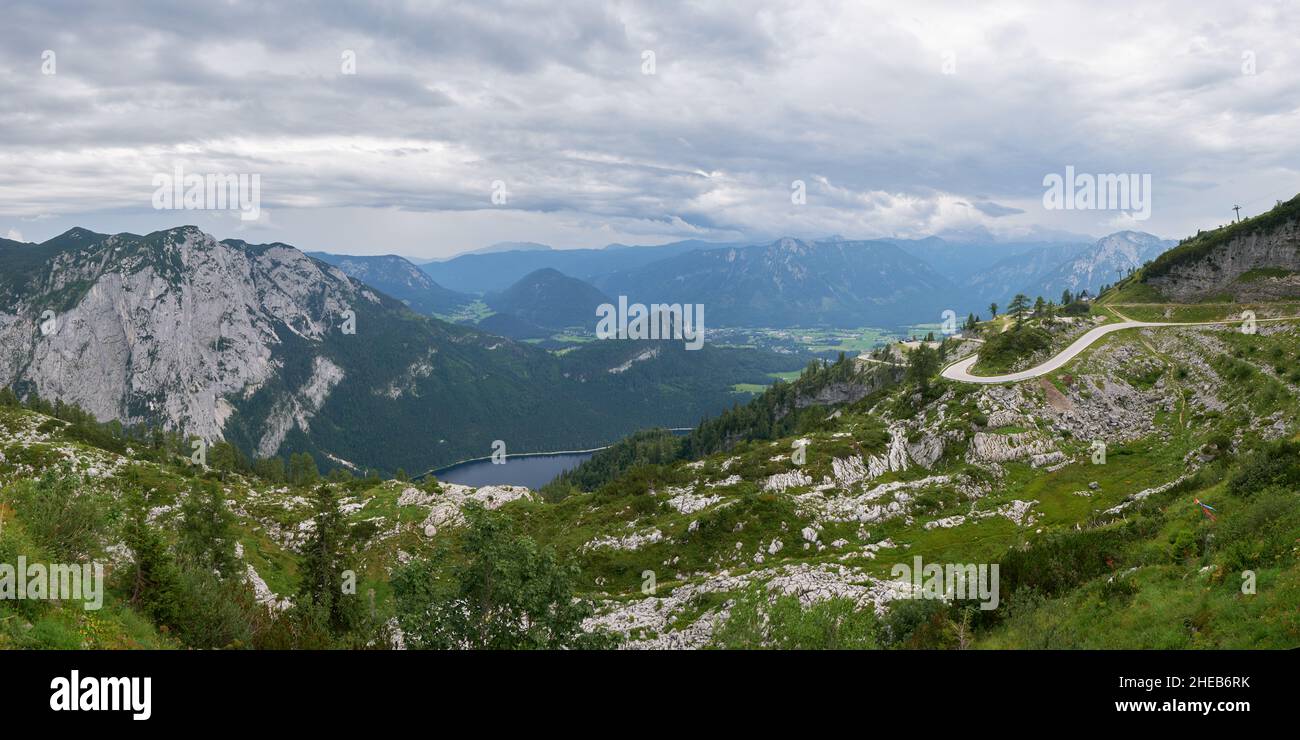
2,0,1298,258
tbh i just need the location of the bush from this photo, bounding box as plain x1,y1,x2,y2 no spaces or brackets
2,465,104,561
393,504,609,649
1214,489,1300,572
711,588,882,649
1227,440,1300,497
974,327,1052,374
879,597,959,649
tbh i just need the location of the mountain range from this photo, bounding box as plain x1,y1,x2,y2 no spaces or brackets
595,237,955,328
0,227,802,474
390,231,1178,328
306,252,476,316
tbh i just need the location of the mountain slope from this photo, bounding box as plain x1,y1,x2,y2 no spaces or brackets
419,239,746,294
893,236,1075,286
597,237,959,328
0,227,803,473
1140,195,1300,301
1035,231,1173,298
964,242,1095,306
5,258,1299,650
961,231,1172,307
306,252,475,316
485,268,611,331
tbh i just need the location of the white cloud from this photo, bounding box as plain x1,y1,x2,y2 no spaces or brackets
1,0,1298,254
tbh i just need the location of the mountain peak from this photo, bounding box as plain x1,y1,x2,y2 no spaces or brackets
40,226,108,248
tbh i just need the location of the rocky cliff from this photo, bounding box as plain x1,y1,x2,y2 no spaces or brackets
1145,199,1300,301
0,227,364,442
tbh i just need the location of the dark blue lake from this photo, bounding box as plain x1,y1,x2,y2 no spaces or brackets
432,450,597,489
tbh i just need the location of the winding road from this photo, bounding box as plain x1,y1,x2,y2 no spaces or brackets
941,313,1298,385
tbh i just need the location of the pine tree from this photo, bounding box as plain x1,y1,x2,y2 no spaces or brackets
123,494,186,631
179,480,239,579
296,484,362,637
1008,294,1030,327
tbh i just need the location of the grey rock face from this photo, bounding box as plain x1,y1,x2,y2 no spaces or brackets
0,227,363,446
1148,220,1300,301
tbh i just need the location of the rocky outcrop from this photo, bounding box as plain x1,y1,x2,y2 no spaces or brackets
968,431,1056,464
1147,219,1300,301
397,483,535,536
0,227,365,446
583,562,917,649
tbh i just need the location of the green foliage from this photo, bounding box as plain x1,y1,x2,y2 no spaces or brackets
1007,293,1030,324
178,480,239,578
997,519,1160,599
208,441,248,479
122,493,188,634
393,504,607,649
1227,439,1300,497
973,326,1051,374
2,465,105,561
879,597,962,649
906,344,940,393
120,487,258,649
288,452,320,487
711,588,881,649
1215,489,1300,572
252,456,286,484
294,485,364,637
682,354,895,459
541,428,683,498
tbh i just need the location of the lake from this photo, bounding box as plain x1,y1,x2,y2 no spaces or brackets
431,450,597,489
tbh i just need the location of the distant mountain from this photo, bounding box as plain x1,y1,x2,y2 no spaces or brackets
419,239,749,294
0,226,804,473
468,241,553,255
486,268,611,331
957,231,1171,307
1142,194,1300,301
893,236,1064,286
1034,231,1174,298
964,242,1096,307
596,237,959,328
306,252,475,316
424,241,556,262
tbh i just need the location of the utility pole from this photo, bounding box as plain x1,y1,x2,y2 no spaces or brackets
1233,204,1242,223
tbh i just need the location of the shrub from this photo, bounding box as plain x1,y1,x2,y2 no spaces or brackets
974,327,1052,373
1227,440,1300,497
3,465,104,561
711,588,881,649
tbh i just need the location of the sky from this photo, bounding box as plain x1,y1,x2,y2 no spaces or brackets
1,0,1298,259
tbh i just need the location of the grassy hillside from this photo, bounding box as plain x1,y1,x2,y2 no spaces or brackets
1143,194,1300,282
4,310,1300,649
